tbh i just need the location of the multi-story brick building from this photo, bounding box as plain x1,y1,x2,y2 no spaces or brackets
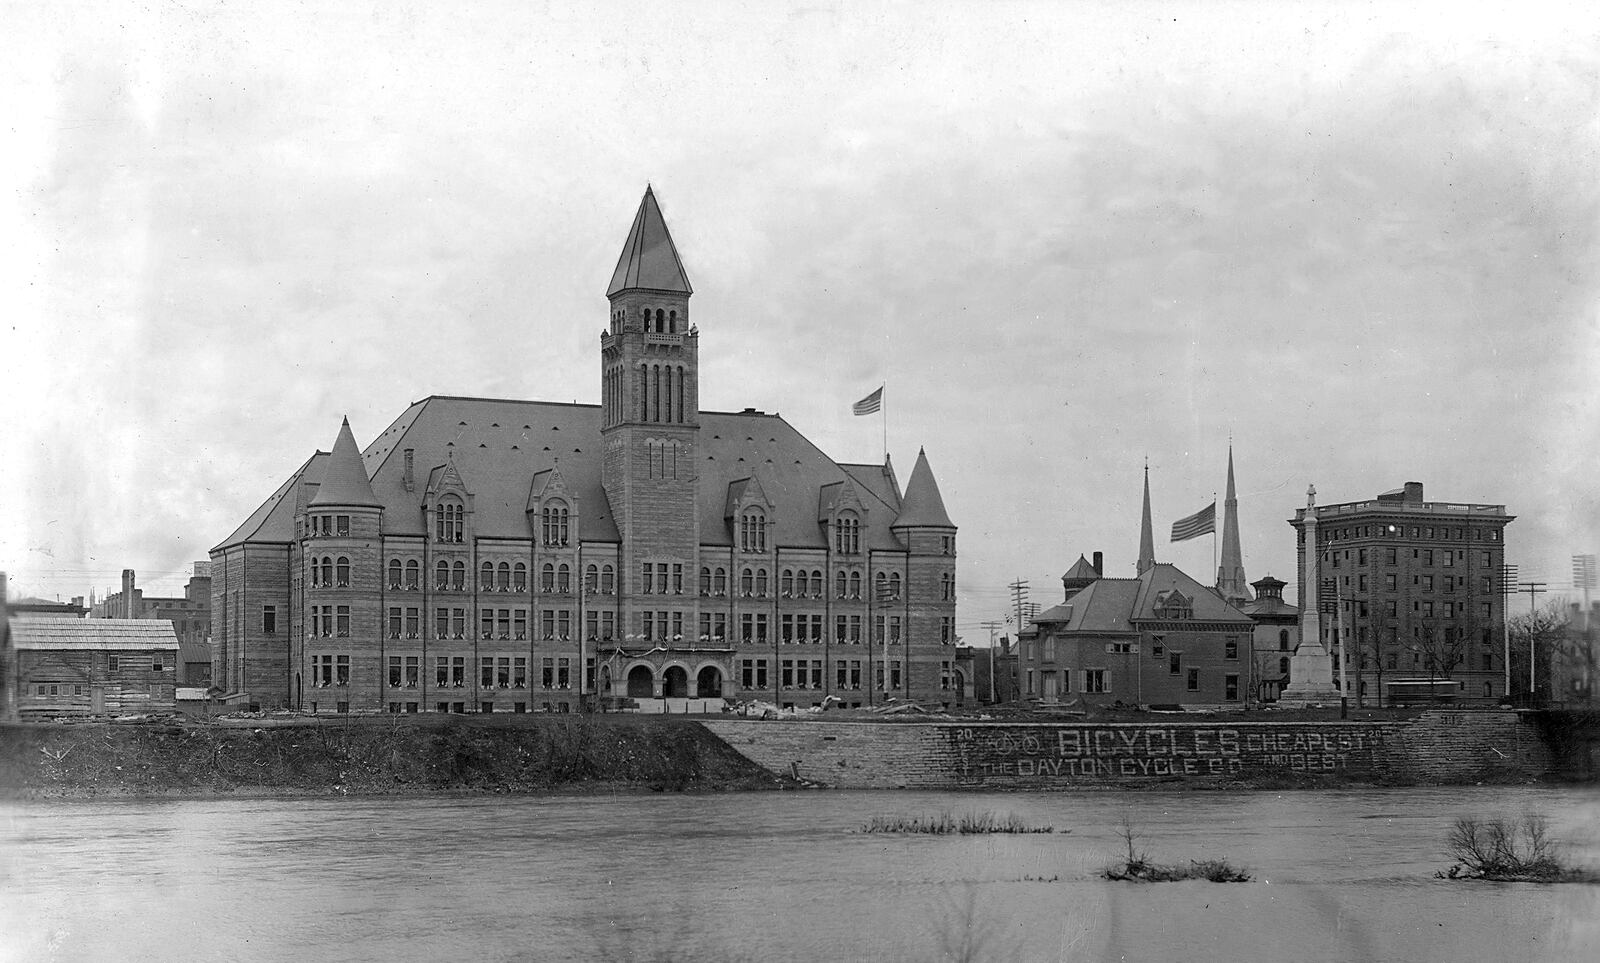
209,188,958,714
91,565,212,649
1289,481,1514,705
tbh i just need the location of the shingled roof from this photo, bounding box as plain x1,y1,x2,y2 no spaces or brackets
1032,564,1253,633
216,397,915,553
10,619,180,650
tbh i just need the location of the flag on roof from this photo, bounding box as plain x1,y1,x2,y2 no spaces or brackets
1171,502,1216,542
852,386,884,416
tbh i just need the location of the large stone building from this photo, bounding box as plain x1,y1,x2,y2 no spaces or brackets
209,188,958,714
1289,481,1513,705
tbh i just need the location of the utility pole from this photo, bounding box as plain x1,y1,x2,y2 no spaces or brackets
1009,579,1030,635
1499,563,1518,698
1518,580,1547,698
980,620,1002,703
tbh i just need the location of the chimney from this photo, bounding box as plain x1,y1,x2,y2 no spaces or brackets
1403,481,1424,504
403,449,415,492
122,569,136,619
1092,551,1103,576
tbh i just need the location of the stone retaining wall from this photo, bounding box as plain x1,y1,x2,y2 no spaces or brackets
702,710,1553,788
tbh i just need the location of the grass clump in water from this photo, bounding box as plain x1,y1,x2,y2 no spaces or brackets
1436,816,1599,883
860,811,1054,835
1102,818,1251,883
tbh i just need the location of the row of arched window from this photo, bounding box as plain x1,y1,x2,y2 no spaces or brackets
640,363,688,424
691,565,900,601
309,556,350,588
608,306,680,336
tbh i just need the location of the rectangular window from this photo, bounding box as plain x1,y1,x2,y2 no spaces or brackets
741,614,755,644
781,659,795,688
1385,547,1397,564
1084,669,1107,693
335,655,349,686
336,605,350,638
1224,674,1239,701
849,660,863,690
515,610,527,641
1186,668,1199,691
542,610,555,640
1224,639,1238,660
108,655,120,673
889,616,902,644
557,658,571,690
336,515,350,536
514,657,527,688
436,657,449,687
1422,575,1434,592
481,657,495,688
836,661,848,689
808,660,822,690
262,605,277,634
1482,602,1493,619
847,615,860,644
389,656,402,688
435,608,449,638
405,657,419,688
642,562,654,594
1169,652,1181,675
672,564,684,595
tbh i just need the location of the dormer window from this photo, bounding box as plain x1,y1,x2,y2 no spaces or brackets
1154,590,1193,620
834,513,860,554
435,499,464,542
542,501,570,546
740,509,766,553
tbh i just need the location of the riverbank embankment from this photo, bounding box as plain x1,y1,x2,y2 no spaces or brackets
0,715,788,799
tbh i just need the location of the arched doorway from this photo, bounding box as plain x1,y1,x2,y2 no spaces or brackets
663,665,689,698
626,665,654,698
696,665,723,698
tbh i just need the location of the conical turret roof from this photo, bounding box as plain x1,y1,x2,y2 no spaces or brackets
607,186,693,297
893,448,954,528
309,417,382,508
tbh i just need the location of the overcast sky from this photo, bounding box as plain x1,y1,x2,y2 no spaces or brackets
3,1,1597,635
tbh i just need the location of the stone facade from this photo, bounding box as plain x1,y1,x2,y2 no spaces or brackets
703,709,1554,789
210,189,957,714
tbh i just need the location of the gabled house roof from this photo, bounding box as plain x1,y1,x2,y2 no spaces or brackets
10,619,180,650
1033,563,1253,633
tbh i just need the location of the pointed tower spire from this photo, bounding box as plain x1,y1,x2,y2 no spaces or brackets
893,448,954,528
309,417,382,508
607,186,693,296
1216,445,1252,602
1137,461,1155,575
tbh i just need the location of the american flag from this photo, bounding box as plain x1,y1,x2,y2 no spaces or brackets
1170,502,1216,542
852,386,884,416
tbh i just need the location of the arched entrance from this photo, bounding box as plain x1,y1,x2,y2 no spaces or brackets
696,665,723,698
663,665,689,698
626,665,654,698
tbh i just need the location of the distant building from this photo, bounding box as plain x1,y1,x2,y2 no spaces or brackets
2,573,179,719
91,565,213,687
1289,481,1513,705
208,188,958,715
1551,601,1598,706
7,596,88,619
1015,475,1253,708
1238,575,1299,702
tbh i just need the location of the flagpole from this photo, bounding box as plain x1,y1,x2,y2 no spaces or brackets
1212,491,1218,578
881,382,887,460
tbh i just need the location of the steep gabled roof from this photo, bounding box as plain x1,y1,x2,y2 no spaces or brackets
893,448,954,529
1062,555,1100,581
215,397,917,554
1130,563,1254,624
1035,579,1143,633
213,452,321,551
309,418,382,508
607,186,693,296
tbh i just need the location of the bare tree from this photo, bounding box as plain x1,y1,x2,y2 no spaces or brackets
1510,599,1588,703
1406,620,1466,684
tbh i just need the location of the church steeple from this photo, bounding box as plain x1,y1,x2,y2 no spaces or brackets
1137,461,1155,575
1216,445,1251,603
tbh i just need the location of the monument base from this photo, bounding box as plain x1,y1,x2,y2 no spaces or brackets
1277,642,1342,706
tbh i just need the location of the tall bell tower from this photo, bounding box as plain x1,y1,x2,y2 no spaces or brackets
600,187,701,615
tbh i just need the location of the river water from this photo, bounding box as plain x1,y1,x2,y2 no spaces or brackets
2,786,1596,962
